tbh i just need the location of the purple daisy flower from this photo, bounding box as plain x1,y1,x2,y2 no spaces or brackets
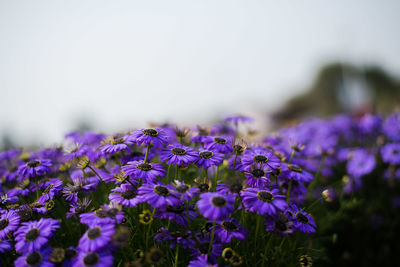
288,205,316,234
15,218,60,253
347,149,376,178
156,204,198,227
74,248,114,267
18,159,52,178
65,144,89,161
216,182,244,196
80,203,125,226
241,148,281,170
160,144,199,166
214,219,248,243
0,210,20,239
196,192,235,220
195,149,224,170
240,188,287,216
79,224,115,252
172,180,200,201
188,255,217,267
383,113,400,141
138,183,180,209
127,128,169,148
108,183,140,208
155,227,195,249
122,160,166,183
280,163,313,183
381,143,400,164
224,114,254,125
264,213,294,236
0,239,12,254
100,136,133,155
204,136,233,154
37,178,63,204
244,164,271,187
14,246,53,267
191,126,210,144
189,231,223,264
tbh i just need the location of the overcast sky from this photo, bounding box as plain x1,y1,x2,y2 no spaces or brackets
1,0,399,146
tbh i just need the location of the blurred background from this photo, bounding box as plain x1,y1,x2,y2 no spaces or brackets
1,0,400,149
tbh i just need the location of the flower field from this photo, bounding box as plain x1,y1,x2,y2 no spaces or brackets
1,113,400,266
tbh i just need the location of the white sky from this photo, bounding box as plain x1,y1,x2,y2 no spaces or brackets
1,0,399,146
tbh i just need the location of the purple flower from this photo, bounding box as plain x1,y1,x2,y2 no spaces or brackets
80,204,125,226
383,113,400,141
381,143,400,164
204,136,233,154
160,144,199,166
79,224,115,252
264,213,294,236
14,247,53,267
127,128,169,148
122,160,166,183
288,205,316,233
15,218,59,253
37,178,63,204
280,163,313,183
0,210,20,239
195,149,224,169
214,219,248,243
108,183,140,208
0,239,12,253
138,183,180,209
240,188,287,216
196,192,235,220
224,114,253,125
100,136,133,155
189,232,222,264
242,148,280,170
244,164,271,187
347,149,376,178
155,204,198,227
172,180,200,201
74,249,114,267
18,159,52,178
188,255,217,267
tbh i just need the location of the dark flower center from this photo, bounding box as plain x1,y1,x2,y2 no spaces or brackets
199,151,213,159
233,145,244,154
26,160,41,168
154,186,170,196
149,250,163,263
296,212,309,224
112,137,125,145
275,220,288,232
142,214,151,223
65,248,77,259
0,219,9,230
176,185,189,193
254,155,268,163
223,250,233,259
251,169,265,178
222,221,238,231
211,196,227,207
142,129,159,136
107,208,119,217
136,163,153,171
25,228,40,241
288,165,303,173
257,191,274,202
131,151,144,157
83,252,99,266
87,227,101,239
214,137,227,144
121,190,136,199
25,251,42,266
166,205,184,214
229,183,243,194
199,183,209,193
94,209,107,218
198,242,210,254
171,148,187,155
393,149,399,155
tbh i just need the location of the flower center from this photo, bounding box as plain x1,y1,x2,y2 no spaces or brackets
136,163,153,171
296,212,309,224
214,137,227,144
87,227,101,239
199,183,209,192
25,251,42,266
107,208,119,217
288,165,303,173
198,242,210,254
166,205,184,214
65,248,77,259
149,250,163,263
222,221,238,231
25,228,40,241
50,247,65,263
211,196,227,207
154,185,170,196
171,147,187,155
176,185,189,193
0,219,9,230
257,191,274,202
142,128,159,136
121,190,136,199
254,155,268,163
275,220,288,232
111,137,125,145
26,160,41,168
251,169,265,178
94,209,107,218
229,183,243,194
199,151,213,159
83,252,99,266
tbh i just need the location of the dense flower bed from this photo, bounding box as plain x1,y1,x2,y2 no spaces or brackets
0,113,399,266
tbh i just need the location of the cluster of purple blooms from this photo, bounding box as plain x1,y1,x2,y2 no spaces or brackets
0,111,399,266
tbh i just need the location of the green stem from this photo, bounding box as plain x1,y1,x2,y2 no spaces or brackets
288,150,295,164
144,144,150,163
35,180,40,201
145,208,156,249
175,165,179,181
232,151,238,171
208,221,216,254
213,166,219,191
167,164,171,183
174,244,180,267
88,165,104,183
286,180,293,203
